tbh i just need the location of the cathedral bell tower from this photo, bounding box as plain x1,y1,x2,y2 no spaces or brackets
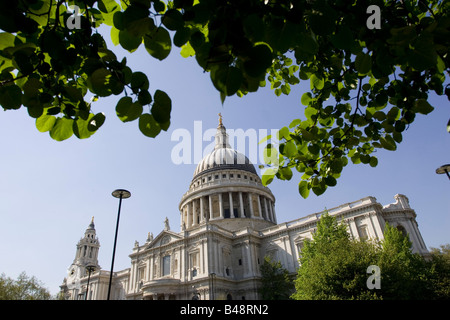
65,217,101,290
74,217,100,267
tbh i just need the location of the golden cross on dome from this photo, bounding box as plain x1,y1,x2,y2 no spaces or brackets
218,113,223,125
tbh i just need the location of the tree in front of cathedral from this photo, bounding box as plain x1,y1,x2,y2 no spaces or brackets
291,212,381,300
291,213,450,300
259,255,293,300
427,244,450,299
0,272,52,300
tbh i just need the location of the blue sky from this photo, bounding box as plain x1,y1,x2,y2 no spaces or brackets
0,27,449,296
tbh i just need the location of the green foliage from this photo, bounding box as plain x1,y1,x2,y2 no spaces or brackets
291,215,448,300
0,271,51,300
0,0,172,141
377,223,434,299
259,255,293,300
427,244,450,299
0,0,448,197
292,213,380,300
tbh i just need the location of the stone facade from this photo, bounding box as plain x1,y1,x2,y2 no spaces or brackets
60,121,429,300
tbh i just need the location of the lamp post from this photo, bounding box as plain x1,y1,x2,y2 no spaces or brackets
107,189,131,300
85,265,96,300
436,164,450,180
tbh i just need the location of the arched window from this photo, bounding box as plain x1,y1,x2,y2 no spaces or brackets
162,255,171,276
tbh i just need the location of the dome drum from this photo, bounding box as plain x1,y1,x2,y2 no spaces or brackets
179,187,277,232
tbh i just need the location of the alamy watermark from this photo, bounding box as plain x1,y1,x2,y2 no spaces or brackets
65,4,382,31
66,5,82,30
366,5,382,30
366,265,381,289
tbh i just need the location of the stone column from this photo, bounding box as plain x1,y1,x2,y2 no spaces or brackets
263,197,269,221
219,193,224,218
215,240,220,275
131,261,137,292
248,193,254,218
239,192,244,217
187,202,192,228
241,244,248,277
180,209,183,230
208,195,213,220
192,200,197,226
229,192,234,218
267,200,273,222
247,242,254,277
257,195,263,219
149,255,154,280
146,256,151,281
200,197,204,223
218,244,223,275
272,203,277,223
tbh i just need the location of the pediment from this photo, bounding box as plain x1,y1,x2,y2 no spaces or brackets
146,230,182,249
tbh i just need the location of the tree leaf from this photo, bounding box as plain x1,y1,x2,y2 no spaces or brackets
73,114,96,139
162,9,184,31
243,44,273,78
87,68,112,97
211,66,243,97
87,113,106,132
414,99,434,115
279,167,293,180
139,113,161,138
0,84,22,110
118,29,142,52
116,96,143,122
144,27,171,61
380,135,397,151
261,168,276,186
301,92,312,106
130,71,149,91
369,156,378,168
324,176,337,187
312,180,327,196
36,114,56,132
355,52,372,75
283,140,297,157
0,32,15,50
151,90,171,124
295,33,318,62
298,180,310,199
173,27,191,47
49,117,74,141
310,74,324,90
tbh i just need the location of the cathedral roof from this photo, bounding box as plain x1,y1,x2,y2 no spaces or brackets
192,115,257,179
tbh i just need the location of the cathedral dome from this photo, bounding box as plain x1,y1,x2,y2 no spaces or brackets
193,147,257,179
179,115,277,232
192,115,256,179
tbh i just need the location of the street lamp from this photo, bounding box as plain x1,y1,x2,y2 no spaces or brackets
85,265,96,300
107,189,131,300
436,164,450,180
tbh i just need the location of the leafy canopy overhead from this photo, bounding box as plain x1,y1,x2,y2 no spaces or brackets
0,0,448,198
